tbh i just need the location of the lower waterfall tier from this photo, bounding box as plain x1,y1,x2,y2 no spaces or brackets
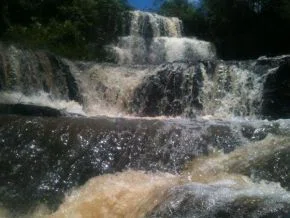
1,44,290,119
0,115,290,217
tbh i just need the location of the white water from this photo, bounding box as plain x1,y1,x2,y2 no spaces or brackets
111,36,215,64
201,63,265,119
74,64,155,116
129,11,183,37
110,11,216,64
0,59,277,120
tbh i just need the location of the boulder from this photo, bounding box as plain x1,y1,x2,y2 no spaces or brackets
131,61,215,117
261,56,290,119
0,103,82,117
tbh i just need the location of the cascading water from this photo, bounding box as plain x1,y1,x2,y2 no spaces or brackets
1,10,290,218
109,11,216,64
200,61,265,118
128,10,183,37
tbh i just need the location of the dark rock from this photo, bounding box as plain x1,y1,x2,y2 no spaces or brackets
261,57,290,119
204,124,241,153
256,55,290,69
131,62,214,117
46,53,82,103
241,125,268,141
0,44,82,103
244,147,290,191
0,103,63,117
130,56,290,119
241,125,257,139
0,103,83,117
0,52,6,90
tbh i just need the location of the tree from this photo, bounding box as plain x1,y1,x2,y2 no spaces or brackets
1,0,129,60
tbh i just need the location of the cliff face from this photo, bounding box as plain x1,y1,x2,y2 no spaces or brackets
0,44,82,103
259,56,290,119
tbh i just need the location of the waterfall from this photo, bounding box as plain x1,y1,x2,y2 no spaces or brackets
0,44,81,102
1,12,285,120
1,10,290,218
130,59,283,119
109,11,216,64
1,44,289,119
200,61,265,118
128,11,183,37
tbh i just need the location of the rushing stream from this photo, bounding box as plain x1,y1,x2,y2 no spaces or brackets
1,11,290,218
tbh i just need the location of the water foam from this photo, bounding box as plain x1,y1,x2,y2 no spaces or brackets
75,64,154,117
110,10,215,64
200,62,265,119
0,91,85,115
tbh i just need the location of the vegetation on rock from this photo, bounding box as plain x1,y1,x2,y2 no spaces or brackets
1,0,290,60
0,0,129,60
157,0,290,59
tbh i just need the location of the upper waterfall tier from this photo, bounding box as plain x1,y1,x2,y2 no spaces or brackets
128,10,183,38
109,11,216,65
111,36,215,64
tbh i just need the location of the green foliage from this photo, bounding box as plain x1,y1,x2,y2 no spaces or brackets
201,0,290,58
3,0,290,60
0,0,128,60
157,0,290,59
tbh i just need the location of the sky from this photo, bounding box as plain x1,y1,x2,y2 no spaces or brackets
128,0,199,11
128,0,157,10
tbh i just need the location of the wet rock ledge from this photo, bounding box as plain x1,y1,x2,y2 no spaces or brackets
0,103,82,117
